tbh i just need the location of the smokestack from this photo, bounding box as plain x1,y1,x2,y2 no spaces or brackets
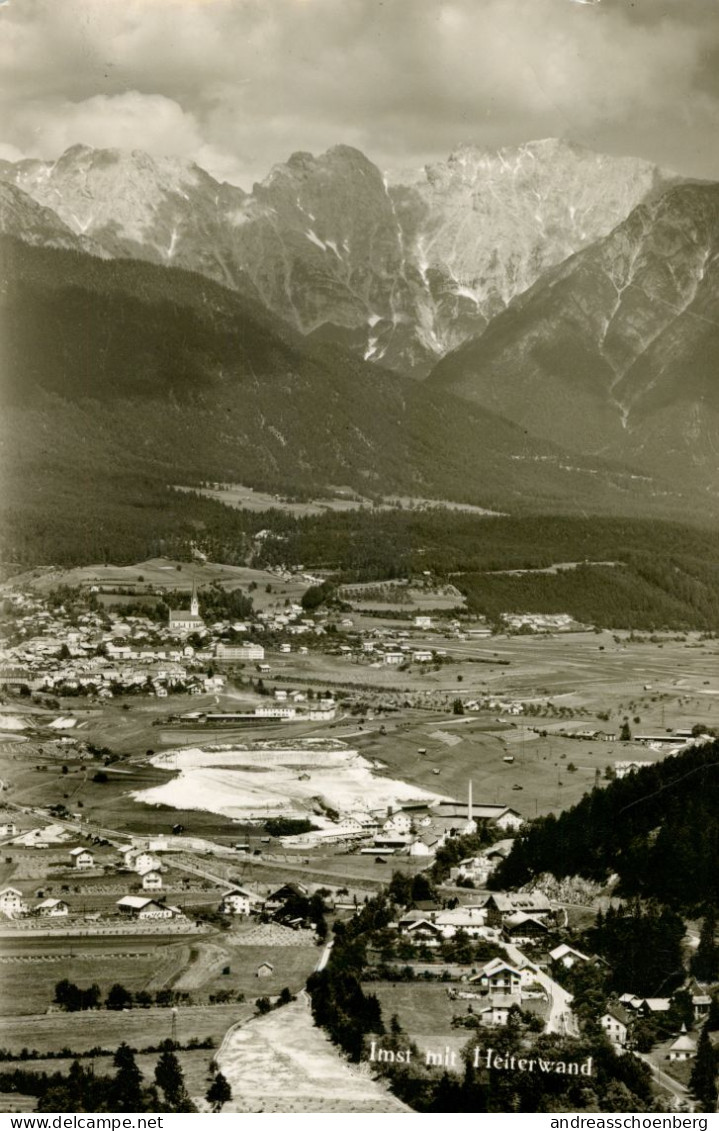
468,779,473,824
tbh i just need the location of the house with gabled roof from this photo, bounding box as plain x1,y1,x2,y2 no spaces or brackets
116,896,178,920
220,887,258,916
468,957,522,995
397,910,444,943
503,912,550,944
549,943,590,968
36,898,69,917
408,832,441,857
69,847,94,869
484,892,551,927
435,906,488,938
691,992,712,1022
0,887,26,916
141,871,163,892
264,882,308,912
601,1004,631,1048
476,996,520,1027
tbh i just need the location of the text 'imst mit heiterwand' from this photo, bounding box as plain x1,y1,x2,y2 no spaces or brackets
368,1042,593,1076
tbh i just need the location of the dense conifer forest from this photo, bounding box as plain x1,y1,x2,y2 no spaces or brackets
492,739,719,909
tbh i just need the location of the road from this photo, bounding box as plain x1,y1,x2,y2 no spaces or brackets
636,1051,692,1109
504,940,578,1036
315,939,334,972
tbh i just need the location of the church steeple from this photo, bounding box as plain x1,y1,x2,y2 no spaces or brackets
190,580,199,618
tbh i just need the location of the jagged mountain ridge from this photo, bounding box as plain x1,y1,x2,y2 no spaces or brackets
0,181,105,256
428,183,719,492
0,139,677,375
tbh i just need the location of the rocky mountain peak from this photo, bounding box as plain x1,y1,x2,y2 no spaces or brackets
0,138,685,375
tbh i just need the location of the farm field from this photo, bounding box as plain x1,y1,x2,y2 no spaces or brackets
175,483,502,522
0,1002,244,1055
366,982,470,1061
0,929,320,1017
0,1093,35,1114
338,579,466,613
0,938,189,1015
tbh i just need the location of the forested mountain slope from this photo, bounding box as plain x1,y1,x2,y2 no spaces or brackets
493,739,719,909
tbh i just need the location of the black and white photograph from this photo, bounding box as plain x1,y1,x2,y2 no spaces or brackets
0,0,718,1117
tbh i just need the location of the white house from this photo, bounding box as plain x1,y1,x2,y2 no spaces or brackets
469,958,523,995
435,907,488,938
255,705,296,719
36,898,69,917
141,871,163,892
383,813,412,835
134,852,162,875
549,943,590,968
472,806,523,832
600,1006,630,1048
408,832,440,856
69,847,94,869
220,887,255,916
116,896,177,920
0,887,25,916
477,997,517,1027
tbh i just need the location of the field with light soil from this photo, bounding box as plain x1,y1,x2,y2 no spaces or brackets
134,741,443,823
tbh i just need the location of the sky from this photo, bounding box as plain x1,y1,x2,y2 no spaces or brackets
1,0,718,188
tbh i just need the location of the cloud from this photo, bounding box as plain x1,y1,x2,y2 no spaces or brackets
14,92,203,158
1,0,717,185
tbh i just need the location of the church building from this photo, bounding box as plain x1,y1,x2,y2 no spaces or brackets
168,584,205,635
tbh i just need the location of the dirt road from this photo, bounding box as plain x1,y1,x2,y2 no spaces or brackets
217,990,409,1113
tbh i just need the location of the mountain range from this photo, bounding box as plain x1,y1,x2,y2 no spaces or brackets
429,182,719,489
0,139,676,377
0,137,717,568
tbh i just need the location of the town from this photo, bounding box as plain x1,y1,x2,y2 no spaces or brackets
0,557,718,1113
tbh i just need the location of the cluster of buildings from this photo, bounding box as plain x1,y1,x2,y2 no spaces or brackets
282,784,523,854
0,839,172,921
394,890,553,948
500,613,584,633
600,989,712,1062
0,590,224,699
0,583,334,703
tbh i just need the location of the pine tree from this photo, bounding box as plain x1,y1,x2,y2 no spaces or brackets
707,996,719,1032
690,1024,718,1113
206,1071,232,1112
154,1045,186,1109
112,1043,144,1112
